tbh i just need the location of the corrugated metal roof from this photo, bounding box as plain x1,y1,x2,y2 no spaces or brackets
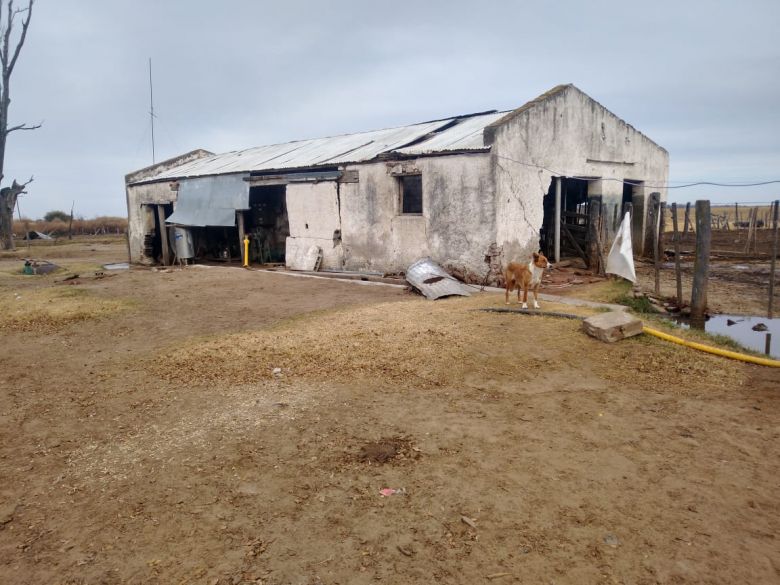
132,111,508,184
396,112,507,155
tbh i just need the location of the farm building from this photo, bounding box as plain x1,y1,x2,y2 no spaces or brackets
124,84,668,281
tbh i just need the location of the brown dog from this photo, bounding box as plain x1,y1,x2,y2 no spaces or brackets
504,251,551,308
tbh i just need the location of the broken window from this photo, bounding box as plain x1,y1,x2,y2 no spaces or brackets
399,174,423,215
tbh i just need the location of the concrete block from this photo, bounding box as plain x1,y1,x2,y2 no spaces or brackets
582,311,644,343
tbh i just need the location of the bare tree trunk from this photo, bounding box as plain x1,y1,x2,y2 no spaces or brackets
0,1,37,250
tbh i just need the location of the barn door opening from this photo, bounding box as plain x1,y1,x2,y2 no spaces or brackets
540,177,590,260
246,185,289,264
143,203,173,265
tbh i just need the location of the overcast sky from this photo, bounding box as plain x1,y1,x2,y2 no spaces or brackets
5,0,780,218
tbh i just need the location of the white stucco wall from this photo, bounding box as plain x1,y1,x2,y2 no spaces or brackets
338,153,496,277
491,85,669,260
126,182,177,264
126,150,212,264
285,181,344,270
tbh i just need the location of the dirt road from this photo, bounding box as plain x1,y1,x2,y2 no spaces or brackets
0,240,778,584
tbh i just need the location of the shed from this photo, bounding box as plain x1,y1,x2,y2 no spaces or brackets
125,84,668,282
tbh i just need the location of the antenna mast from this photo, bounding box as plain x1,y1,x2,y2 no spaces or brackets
149,57,156,164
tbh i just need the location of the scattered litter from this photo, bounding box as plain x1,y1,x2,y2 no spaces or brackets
405,257,471,300
461,515,477,529
752,323,768,332
103,262,129,270
603,533,620,547
25,230,53,240
379,488,406,497
272,367,283,378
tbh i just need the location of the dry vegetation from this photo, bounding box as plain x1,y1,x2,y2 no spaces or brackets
0,285,133,332
12,216,127,237
665,203,773,231
1,240,778,584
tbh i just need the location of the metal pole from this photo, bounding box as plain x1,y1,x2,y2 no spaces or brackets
690,200,711,327
769,200,779,318
149,57,156,164
554,177,561,262
672,202,683,304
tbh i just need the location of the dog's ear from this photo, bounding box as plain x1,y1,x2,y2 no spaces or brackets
532,252,539,260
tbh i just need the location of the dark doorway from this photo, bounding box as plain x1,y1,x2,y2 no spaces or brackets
145,203,173,264
246,185,290,263
540,177,590,260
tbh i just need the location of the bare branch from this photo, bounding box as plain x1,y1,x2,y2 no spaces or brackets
6,119,40,133
7,0,32,76
1,1,13,76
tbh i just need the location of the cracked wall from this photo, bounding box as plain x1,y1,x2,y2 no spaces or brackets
492,86,669,261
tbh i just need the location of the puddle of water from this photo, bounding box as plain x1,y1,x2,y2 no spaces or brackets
676,314,779,358
103,262,129,270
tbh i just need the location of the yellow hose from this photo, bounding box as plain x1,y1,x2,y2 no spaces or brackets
642,325,780,368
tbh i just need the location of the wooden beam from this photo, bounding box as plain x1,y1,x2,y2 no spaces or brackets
690,200,711,326
156,204,171,266
554,177,561,262
671,202,683,304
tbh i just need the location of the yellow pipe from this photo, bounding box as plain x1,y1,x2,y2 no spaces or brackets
243,236,250,268
642,325,780,368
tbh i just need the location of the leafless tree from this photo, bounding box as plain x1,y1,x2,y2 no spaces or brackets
0,0,36,250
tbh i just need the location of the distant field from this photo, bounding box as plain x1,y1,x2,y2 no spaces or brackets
665,203,775,232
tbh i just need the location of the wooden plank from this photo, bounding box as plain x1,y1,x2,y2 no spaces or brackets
562,223,587,260
237,211,246,265
770,200,779,318
690,200,711,325
156,205,171,266
554,177,561,263
587,198,601,272
672,202,683,303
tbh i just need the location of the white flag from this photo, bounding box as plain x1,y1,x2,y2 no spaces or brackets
606,211,637,282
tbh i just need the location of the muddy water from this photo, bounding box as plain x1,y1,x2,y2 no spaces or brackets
678,314,780,358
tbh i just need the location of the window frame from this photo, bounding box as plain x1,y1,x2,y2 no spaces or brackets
398,173,423,216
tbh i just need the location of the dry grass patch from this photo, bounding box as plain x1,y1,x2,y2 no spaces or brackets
0,286,133,332
153,294,597,387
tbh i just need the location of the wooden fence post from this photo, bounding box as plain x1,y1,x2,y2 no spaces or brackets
734,202,740,226
644,194,659,259
690,200,711,327
587,197,601,272
671,202,683,304
769,199,779,319
683,202,691,236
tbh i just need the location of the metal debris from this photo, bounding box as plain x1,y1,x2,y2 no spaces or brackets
406,258,472,300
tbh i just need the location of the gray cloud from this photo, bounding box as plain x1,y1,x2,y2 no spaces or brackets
5,0,779,218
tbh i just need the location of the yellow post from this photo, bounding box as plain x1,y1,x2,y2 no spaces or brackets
243,236,250,267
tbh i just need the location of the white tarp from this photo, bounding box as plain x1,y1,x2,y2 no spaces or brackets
606,211,636,282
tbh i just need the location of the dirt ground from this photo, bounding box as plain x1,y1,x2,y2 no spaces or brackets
1,238,779,584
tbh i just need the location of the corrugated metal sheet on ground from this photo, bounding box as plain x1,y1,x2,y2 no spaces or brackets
165,174,249,227
406,257,472,300
133,111,507,184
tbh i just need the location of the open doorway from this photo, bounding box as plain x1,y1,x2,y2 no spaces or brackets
245,185,290,264
540,177,590,260
143,203,173,264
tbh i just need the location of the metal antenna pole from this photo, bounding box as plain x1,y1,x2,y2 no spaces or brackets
149,57,156,164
